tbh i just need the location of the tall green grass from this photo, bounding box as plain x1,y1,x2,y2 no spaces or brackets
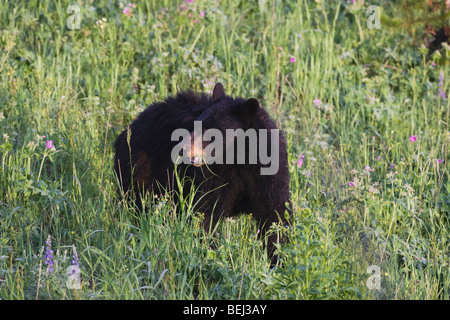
0,0,448,299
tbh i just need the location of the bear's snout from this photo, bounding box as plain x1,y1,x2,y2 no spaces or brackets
177,131,206,167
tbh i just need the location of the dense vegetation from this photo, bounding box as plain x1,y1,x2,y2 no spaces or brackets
0,0,448,299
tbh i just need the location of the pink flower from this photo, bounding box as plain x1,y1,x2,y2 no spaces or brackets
313,99,322,106
364,166,374,172
46,140,54,149
122,3,136,16
409,135,417,143
348,182,354,187
200,11,205,17
290,57,296,63
277,46,283,51
438,159,443,164
298,154,304,168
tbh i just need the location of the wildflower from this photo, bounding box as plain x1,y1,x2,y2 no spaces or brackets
313,99,322,106
290,57,296,63
44,235,54,274
432,62,436,67
277,46,283,51
45,140,54,149
122,3,136,17
95,18,107,29
409,135,417,143
298,153,304,168
348,182,354,187
364,166,374,172
200,11,205,18
438,159,443,164
70,245,80,275
390,162,395,169
438,71,446,100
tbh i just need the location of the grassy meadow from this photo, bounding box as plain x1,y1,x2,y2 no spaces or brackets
0,0,449,300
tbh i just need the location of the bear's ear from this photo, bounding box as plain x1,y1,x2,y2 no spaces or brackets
212,83,225,102
236,98,259,124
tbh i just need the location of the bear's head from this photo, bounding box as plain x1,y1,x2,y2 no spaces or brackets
174,83,262,168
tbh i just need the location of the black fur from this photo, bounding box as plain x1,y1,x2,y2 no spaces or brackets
114,83,291,259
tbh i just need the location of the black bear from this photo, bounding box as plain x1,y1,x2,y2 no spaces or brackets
114,83,290,258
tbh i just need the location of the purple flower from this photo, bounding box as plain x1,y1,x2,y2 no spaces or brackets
45,140,54,149
297,153,304,168
200,11,205,17
70,245,80,275
348,182,354,187
290,57,296,63
122,3,136,16
438,159,443,164
390,162,395,169
364,165,374,172
44,235,54,275
313,99,322,106
409,135,417,143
